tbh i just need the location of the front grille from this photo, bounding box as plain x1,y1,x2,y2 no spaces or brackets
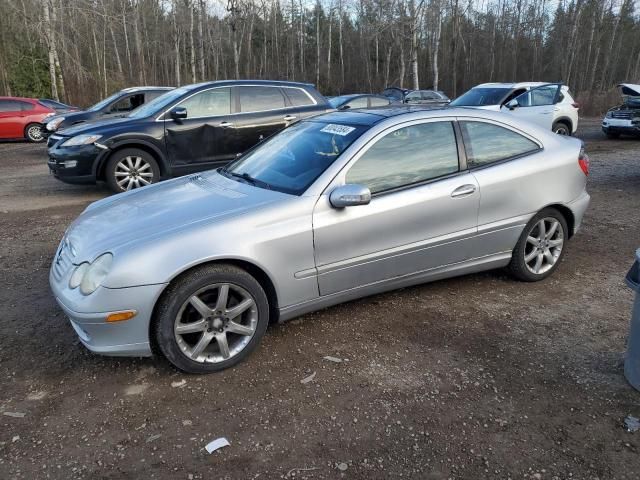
611,110,634,119
52,238,76,281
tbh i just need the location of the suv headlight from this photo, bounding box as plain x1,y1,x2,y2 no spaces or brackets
61,134,102,147
46,117,65,131
68,253,113,295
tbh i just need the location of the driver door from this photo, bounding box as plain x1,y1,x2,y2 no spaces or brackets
501,84,562,130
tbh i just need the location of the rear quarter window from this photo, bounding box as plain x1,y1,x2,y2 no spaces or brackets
460,121,540,167
283,88,315,107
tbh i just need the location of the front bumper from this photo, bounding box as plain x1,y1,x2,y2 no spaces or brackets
50,266,167,357
47,138,109,184
602,118,640,136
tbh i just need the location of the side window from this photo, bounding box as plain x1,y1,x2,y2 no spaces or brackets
283,88,314,107
346,121,459,194
110,95,135,112
179,88,231,118
460,121,540,167
370,96,390,107
19,101,34,111
515,85,559,107
405,92,422,103
239,86,285,113
502,88,526,105
0,100,21,112
421,92,438,100
347,97,368,109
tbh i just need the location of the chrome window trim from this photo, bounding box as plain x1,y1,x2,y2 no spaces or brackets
155,85,317,122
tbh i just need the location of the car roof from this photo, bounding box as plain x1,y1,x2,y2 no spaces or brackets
473,82,568,90
183,80,316,91
310,106,452,126
0,96,38,102
120,86,174,92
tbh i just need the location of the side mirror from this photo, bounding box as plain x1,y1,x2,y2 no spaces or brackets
505,99,518,110
329,184,371,208
170,107,188,120
338,104,351,110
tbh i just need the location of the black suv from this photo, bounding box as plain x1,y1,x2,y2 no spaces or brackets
44,86,173,134
47,80,332,192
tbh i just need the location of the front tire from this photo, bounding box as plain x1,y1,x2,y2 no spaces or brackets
552,122,571,136
25,123,45,143
508,208,568,282
105,148,160,193
153,264,270,374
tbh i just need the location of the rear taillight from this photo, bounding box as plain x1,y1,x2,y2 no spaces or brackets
572,102,580,109
578,148,590,176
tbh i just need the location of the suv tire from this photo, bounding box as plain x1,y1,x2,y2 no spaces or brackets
552,121,571,136
105,148,160,193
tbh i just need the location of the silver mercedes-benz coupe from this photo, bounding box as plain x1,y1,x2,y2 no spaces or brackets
50,107,590,373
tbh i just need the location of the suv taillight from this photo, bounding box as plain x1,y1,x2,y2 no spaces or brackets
578,148,590,176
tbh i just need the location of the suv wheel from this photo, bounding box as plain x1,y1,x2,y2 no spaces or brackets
25,123,45,143
153,264,270,373
552,122,571,136
105,148,160,193
508,208,568,282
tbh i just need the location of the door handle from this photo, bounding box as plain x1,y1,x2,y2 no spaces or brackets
219,121,234,128
283,115,297,122
451,184,476,198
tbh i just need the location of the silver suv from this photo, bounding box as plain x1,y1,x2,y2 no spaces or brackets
50,108,590,373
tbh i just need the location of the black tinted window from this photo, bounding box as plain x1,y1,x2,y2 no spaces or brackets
19,101,34,111
346,122,459,194
111,94,144,112
450,87,511,106
460,121,540,167
179,88,231,117
0,100,24,112
284,88,314,106
239,86,285,112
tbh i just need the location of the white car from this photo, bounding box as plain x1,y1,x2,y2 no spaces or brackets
602,83,640,139
450,82,579,135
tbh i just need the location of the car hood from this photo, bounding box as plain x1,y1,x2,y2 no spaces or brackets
58,116,134,136
619,83,640,97
64,171,289,262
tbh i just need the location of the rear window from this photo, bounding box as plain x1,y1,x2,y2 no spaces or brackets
450,88,511,107
283,87,315,107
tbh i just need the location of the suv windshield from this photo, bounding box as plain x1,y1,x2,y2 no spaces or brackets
222,121,368,195
127,87,189,119
450,87,512,107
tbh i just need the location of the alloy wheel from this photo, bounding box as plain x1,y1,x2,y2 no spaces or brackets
174,283,258,364
523,217,564,275
114,156,154,191
27,125,43,142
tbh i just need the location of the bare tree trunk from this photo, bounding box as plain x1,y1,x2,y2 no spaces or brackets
198,0,206,80
432,1,442,89
409,0,421,90
327,6,332,88
43,0,59,100
338,0,344,90
133,0,145,84
189,2,196,83
122,3,133,75
173,0,181,85
316,5,320,88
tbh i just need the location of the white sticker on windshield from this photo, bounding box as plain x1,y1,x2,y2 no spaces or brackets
320,124,356,136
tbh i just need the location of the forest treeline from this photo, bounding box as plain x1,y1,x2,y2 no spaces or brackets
1,0,639,114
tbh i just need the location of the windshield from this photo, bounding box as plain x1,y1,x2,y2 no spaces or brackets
450,87,512,106
328,96,352,108
88,91,126,112
127,87,190,119
222,121,368,195
383,88,403,100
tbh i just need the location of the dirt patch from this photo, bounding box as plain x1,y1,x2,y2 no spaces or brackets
1,121,640,479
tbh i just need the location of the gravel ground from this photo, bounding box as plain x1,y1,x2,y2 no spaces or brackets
1,118,640,479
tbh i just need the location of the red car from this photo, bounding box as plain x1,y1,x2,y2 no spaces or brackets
0,97,57,142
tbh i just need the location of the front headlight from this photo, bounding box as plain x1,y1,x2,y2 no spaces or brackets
46,117,65,131
61,134,102,147
68,253,113,295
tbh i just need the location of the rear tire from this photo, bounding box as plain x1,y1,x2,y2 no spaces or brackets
105,148,160,193
508,208,569,282
552,121,571,136
25,123,45,143
153,264,270,374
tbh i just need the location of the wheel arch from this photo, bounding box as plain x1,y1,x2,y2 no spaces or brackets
544,203,575,238
96,141,168,180
148,258,281,354
552,116,573,133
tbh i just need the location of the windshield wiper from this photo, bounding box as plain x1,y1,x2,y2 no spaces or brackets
225,170,272,190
